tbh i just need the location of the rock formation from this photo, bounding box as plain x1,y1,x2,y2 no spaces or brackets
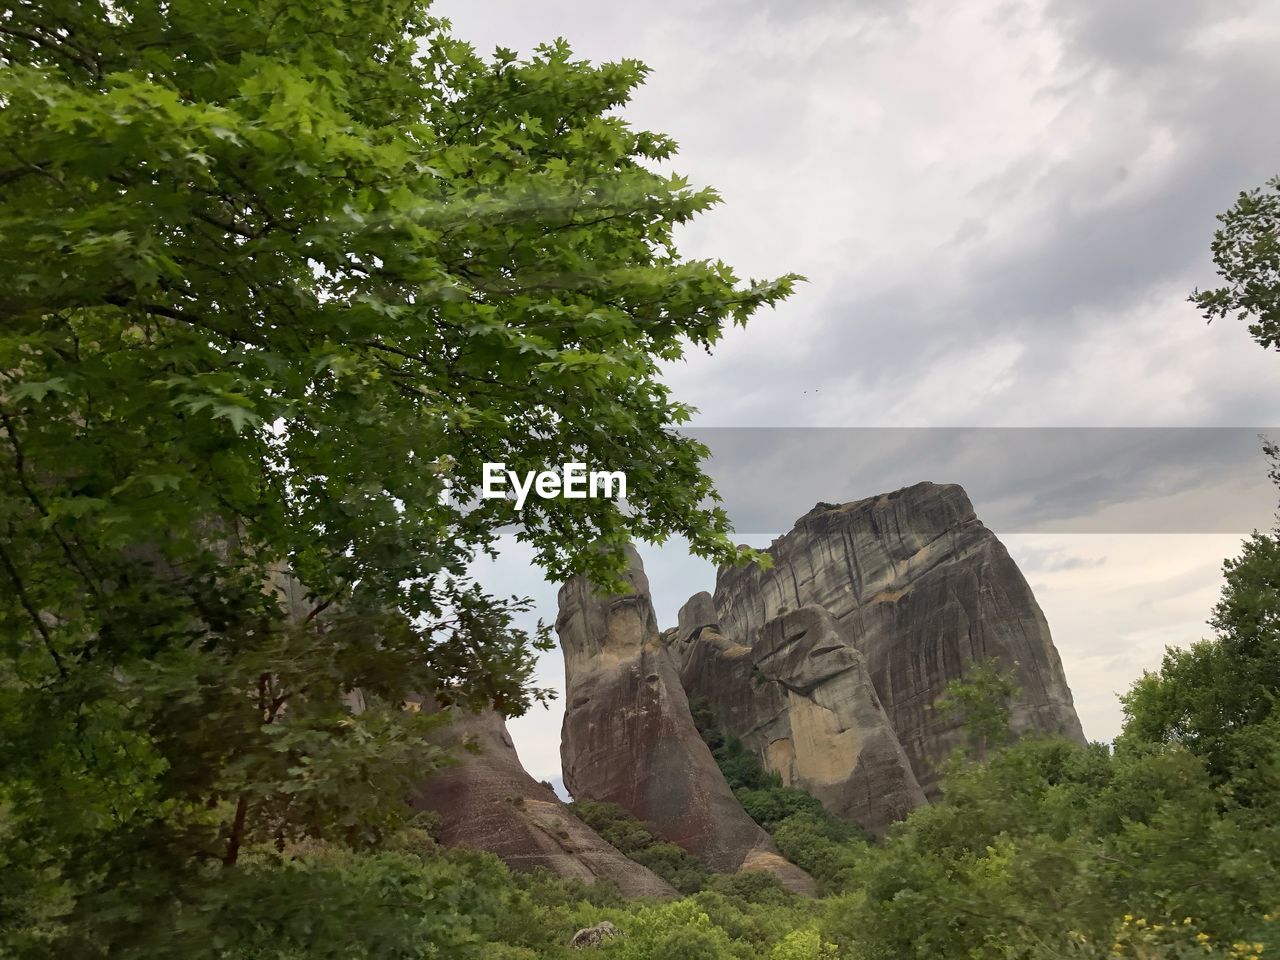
411,702,676,899
557,546,816,894
417,480,1082,889
667,599,926,834
710,481,1084,797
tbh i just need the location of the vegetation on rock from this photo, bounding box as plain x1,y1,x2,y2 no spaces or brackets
569,800,712,895
690,696,870,891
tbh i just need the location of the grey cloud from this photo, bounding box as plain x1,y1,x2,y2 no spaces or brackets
725,5,1278,425
1045,0,1262,76
439,2,1280,434
686,427,1278,533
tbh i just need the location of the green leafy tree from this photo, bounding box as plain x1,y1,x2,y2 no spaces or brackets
613,900,742,960
769,812,866,892
767,927,837,960
828,736,1280,960
1121,530,1280,790
703,870,793,907
1192,174,1280,349
935,658,1018,761
733,784,827,831
0,1,794,953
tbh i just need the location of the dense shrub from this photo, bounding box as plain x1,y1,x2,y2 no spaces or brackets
568,799,712,894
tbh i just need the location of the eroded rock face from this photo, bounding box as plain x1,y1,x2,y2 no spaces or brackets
712,481,1085,797
668,600,926,834
557,546,816,894
411,703,676,899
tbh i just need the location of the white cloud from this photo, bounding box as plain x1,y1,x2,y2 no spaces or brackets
1005,533,1242,744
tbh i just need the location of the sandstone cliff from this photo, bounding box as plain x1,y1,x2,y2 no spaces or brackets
710,481,1085,798
557,546,816,894
419,481,1081,886
410,702,676,899
667,599,926,834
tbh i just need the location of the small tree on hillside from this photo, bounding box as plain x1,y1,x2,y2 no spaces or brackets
936,659,1018,761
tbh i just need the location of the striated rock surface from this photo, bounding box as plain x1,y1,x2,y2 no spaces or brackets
411,702,676,899
712,481,1085,797
557,546,816,894
668,599,925,834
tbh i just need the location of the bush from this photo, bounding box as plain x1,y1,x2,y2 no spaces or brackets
613,900,744,960
768,927,838,960
705,870,794,906
569,800,711,894
733,785,827,831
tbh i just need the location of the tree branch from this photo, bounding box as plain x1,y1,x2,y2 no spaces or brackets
0,536,66,679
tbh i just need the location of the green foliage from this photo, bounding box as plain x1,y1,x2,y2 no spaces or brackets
569,800,711,894
767,927,838,960
511,867,625,912
1192,174,1280,349
1108,913,1277,960
685,891,791,945
704,870,794,906
1122,530,1280,789
770,813,867,891
734,784,828,830
688,696,726,754
716,733,785,792
0,831,534,959
935,658,1018,760
0,0,795,952
610,900,744,960
154,845,520,960
826,734,1280,959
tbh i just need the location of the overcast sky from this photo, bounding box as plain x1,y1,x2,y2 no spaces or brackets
439,0,1280,782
